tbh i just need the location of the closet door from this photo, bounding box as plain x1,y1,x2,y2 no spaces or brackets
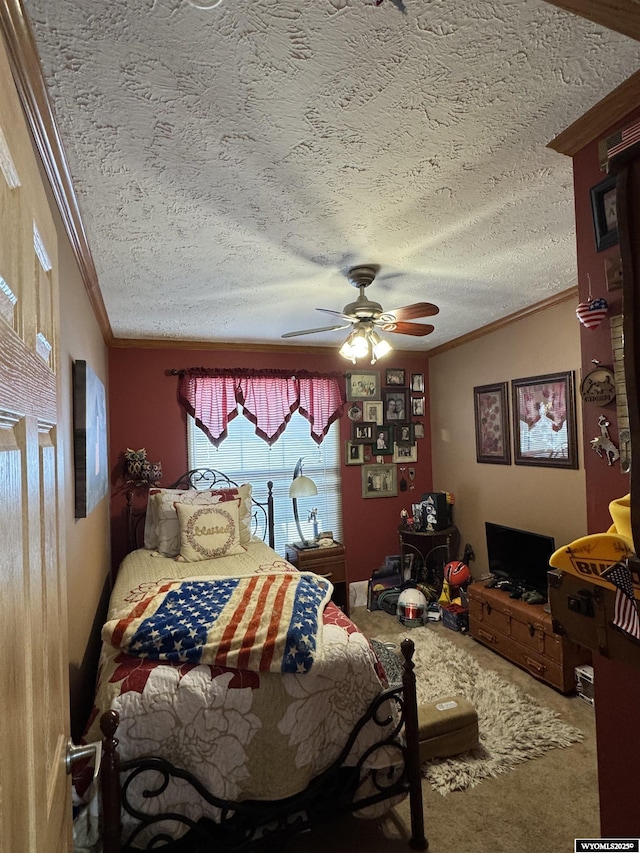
0,27,72,853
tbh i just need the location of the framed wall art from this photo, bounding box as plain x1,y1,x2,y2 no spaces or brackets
392,443,418,463
590,175,618,252
411,373,424,392
383,388,409,422
396,422,415,446
73,359,109,518
373,424,394,454
345,440,364,465
473,382,511,465
511,371,578,469
362,463,398,498
385,368,406,386
411,396,425,416
346,371,380,400
352,422,376,443
363,400,383,425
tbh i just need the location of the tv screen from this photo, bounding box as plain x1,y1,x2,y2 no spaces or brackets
485,522,555,596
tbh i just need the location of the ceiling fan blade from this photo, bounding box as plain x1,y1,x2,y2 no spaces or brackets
281,323,351,339
316,308,353,321
381,302,440,322
380,321,435,337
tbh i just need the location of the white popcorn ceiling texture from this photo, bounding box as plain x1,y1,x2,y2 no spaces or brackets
22,0,640,349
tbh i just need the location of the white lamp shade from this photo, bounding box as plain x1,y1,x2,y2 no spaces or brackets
289,474,318,498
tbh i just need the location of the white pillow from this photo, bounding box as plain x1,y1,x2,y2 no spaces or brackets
143,484,253,555
174,500,245,562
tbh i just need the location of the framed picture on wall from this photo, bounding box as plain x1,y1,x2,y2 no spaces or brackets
362,463,398,498
511,371,578,469
346,371,380,400
73,359,109,518
473,382,511,465
383,388,409,422
590,175,618,252
345,440,364,465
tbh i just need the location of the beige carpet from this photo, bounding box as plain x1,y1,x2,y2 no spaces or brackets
290,606,599,853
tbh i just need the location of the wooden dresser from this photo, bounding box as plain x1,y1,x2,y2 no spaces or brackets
285,542,348,614
468,581,591,693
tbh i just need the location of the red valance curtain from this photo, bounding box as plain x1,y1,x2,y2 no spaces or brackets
177,368,345,447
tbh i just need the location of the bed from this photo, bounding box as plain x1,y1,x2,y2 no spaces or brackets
82,469,426,851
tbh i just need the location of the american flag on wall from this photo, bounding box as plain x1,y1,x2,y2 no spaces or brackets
601,560,640,641
606,120,640,161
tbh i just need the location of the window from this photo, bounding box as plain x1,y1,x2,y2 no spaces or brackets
188,408,343,556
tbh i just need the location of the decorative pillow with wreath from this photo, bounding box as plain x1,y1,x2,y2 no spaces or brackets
174,500,245,562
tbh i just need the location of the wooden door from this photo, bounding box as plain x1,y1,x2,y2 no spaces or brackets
0,30,72,853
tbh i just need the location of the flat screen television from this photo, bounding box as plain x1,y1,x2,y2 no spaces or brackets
485,522,555,596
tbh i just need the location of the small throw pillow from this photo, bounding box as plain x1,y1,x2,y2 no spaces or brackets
145,489,227,556
174,500,245,562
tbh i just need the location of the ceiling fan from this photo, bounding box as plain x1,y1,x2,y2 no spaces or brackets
281,265,439,363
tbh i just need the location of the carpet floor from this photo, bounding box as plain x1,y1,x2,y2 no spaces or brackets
289,607,598,853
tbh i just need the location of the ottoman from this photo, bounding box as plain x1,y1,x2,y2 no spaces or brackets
417,695,479,763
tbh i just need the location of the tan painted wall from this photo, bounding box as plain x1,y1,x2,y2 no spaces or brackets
429,298,587,575
34,158,111,740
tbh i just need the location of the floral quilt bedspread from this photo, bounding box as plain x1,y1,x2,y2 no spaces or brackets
81,545,397,845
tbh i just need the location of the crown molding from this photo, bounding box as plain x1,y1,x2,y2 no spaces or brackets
425,287,578,358
0,0,113,344
543,0,640,43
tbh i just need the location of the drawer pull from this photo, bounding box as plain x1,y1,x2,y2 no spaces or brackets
524,656,546,675
477,628,497,644
528,623,535,638
319,572,333,579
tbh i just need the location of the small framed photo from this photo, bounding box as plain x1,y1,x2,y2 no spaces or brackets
373,424,394,454
411,396,425,416
474,382,511,465
413,422,425,439
402,553,415,582
411,373,424,392
363,400,383,425
345,440,364,465
362,463,398,498
352,422,376,443
395,422,415,446
590,175,618,252
346,371,380,400
393,443,418,463
385,554,401,572
383,388,409,422
512,371,578,469
385,368,406,386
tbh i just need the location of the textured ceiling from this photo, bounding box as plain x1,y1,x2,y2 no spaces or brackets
21,0,640,351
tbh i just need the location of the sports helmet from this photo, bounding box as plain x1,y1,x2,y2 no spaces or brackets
397,587,428,627
443,560,472,587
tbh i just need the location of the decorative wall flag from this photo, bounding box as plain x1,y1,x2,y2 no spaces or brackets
601,560,640,641
607,120,640,160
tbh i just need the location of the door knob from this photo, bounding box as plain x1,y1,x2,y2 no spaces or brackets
66,740,102,782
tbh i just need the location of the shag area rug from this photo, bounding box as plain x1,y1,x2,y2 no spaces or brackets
371,629,583,796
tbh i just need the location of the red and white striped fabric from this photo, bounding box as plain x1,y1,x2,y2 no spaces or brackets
607,120,640,160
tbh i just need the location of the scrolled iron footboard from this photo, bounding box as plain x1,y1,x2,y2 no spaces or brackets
99,638,428,852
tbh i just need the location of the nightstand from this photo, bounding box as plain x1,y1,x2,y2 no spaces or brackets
285,542,348,614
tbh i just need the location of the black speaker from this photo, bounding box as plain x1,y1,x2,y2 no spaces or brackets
415,492,450,532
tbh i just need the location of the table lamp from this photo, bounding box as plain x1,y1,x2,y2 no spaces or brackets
289,458,319,549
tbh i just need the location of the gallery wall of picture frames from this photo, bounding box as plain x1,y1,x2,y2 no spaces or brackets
343,368,425,482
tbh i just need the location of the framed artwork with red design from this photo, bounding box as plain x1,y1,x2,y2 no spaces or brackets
473,382,511,465
511,372,578,469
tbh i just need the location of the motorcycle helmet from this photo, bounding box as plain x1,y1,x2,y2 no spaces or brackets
397,587,428,628
443,560,472,587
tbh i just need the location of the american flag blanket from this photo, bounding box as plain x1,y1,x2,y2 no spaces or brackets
101,572,333,674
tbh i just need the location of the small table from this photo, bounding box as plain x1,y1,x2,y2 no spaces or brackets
285,542,348,614
398,525,459,590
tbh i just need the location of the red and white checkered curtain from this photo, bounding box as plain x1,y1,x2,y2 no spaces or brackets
178,368,345,447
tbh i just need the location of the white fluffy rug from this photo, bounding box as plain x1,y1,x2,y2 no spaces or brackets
386,628,584,796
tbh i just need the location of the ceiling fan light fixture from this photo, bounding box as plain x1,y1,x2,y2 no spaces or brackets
339,325,392,365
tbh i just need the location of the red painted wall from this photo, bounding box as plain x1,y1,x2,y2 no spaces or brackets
108,347,432,587
573,106,640,836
